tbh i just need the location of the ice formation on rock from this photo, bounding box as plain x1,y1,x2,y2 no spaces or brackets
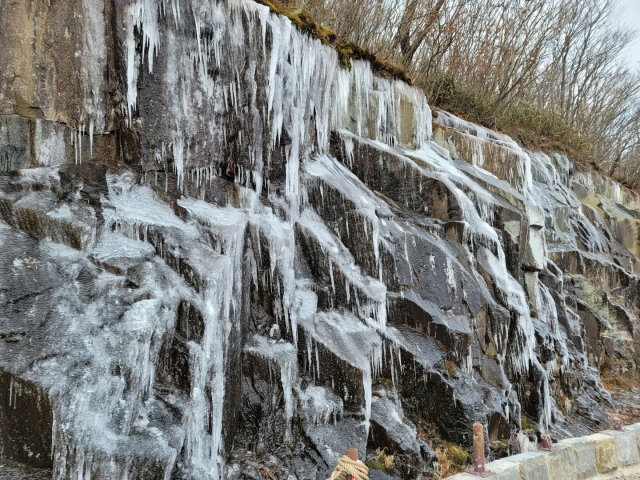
1,0,640,478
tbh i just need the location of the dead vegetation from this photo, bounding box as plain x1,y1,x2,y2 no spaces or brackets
366,448,396,471
434,443,470,478
416,421,470,478
601,374,640,426
601,373,638,393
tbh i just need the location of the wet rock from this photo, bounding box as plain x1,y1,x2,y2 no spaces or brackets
369,391,435,476
0,371,53,469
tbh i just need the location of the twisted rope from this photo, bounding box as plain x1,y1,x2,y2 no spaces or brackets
327,455,369,480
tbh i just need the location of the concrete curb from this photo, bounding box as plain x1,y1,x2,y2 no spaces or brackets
447,423,640,480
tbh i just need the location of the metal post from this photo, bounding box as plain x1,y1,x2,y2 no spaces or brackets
466,423,494,477
345,447,358,461
614,419,624,431
537,433,556,451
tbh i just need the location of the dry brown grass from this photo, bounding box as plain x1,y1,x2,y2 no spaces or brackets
415,420,470,478
377,448,395,469
434,443,470,478
365,448,395,471
601,374,638,393
601,373,640,426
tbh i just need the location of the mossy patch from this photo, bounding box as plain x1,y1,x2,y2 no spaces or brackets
434,443,470,477
443,360,456,377
520,415,536,433
366,448,395,471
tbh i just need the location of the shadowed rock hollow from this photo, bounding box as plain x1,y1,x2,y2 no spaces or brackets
1,0,640,478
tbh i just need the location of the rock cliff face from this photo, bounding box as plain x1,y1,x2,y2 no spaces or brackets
1,0,640,479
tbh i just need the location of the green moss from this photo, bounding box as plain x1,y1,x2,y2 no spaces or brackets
447,445,470,467
435,442,470,476
521,415,536,432
496,439,510,449
443,360,457,376
365,458,385,470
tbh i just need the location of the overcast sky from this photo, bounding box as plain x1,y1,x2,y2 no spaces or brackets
619,0,640,67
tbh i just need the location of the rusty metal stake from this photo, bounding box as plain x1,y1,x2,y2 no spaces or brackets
465,423,494,477
537,433,556,452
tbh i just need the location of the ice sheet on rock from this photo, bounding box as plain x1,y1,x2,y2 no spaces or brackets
304,153,394,278
299,310,382,427
90,230,156,272
295,384,344,426
20,259,183,480
297,209,387,330
359,136,505,231
394,145,538,374
434,109,521,153
383,324,446,372
528,151,584,246
332,60,431,148
33,121,67,167
13,167,61,190
11,190,59,212
291,284,319,347
4,190,96,250
177,198,250,249
573,170,640,210
248,209,298,335
434,127,533,195
370,393,423,457
179,253,235,479
102,173,246,478
399,141,525,227
534,279,569,372
244,334,298,431
104,173,198,237
305,153,393,219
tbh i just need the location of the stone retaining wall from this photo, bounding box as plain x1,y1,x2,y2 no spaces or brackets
448,424,640,480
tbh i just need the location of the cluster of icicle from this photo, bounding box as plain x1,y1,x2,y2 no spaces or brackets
45,0,616,477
